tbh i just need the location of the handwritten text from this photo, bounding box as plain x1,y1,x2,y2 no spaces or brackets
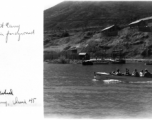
0,89,13,95
0,22,35,43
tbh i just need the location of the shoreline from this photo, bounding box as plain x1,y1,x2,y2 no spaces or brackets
44,58,152,64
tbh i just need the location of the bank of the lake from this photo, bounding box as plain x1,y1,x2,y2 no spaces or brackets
45,58,152,64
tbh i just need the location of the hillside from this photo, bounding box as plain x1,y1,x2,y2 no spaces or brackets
44,1,152,31
44,1,152,59
44,27,152,58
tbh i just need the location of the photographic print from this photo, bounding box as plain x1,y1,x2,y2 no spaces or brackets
44,0,152,119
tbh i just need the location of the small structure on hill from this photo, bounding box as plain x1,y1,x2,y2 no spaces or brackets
128,16,152,32
140,16,152,23
101,25,120,36
79,53,90,60
129,20,147,28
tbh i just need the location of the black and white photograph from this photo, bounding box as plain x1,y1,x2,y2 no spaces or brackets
44,0,152,119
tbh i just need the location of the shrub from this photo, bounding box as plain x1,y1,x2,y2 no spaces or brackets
58,56,69,64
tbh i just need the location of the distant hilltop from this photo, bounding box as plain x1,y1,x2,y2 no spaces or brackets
44,1,152,31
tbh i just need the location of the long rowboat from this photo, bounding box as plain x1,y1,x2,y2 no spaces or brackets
110,59,126,64
145,62,152,65
82,60,109,65
94,72,152,83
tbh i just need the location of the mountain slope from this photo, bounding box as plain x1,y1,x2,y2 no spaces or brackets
44,23,152,58
44,1,152,31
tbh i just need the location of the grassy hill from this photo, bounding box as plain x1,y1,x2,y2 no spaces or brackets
44,1,152,31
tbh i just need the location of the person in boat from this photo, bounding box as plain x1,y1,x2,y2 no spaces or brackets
124,68,131,76
144,69,151,77
115,69,122,76
111,71,116,74
132,69,139,77
139,70,144,77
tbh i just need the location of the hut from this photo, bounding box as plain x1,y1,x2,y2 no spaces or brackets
128,20,147,28
79,53,90,60
140,16,152,23
101,25,120,36
128,16,152,32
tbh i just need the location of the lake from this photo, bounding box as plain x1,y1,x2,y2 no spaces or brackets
44,62,152,118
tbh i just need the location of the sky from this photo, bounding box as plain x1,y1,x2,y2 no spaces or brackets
44,0,64,10
44,0,152,10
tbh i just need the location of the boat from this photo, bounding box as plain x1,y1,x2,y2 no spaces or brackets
110,59,126,64
93,59,109,64
94,61,109,64
145,62,152,65
82,59,109,65
82,60,93,65
93,72,152,83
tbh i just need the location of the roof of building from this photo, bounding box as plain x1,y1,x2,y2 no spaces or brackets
128,20,143,26
129,16,152,26
101,25,115,32
140,16,152,21
79,53,87,55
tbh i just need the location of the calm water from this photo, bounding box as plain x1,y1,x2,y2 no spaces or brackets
44,62,152,118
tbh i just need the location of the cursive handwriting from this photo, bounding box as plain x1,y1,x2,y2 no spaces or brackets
0,22,20,29
13,97,27,105
5,23,20,29
0,97,36,106
0,89,13,95
0,22,35,43
6,29,34,43
0,23,4,28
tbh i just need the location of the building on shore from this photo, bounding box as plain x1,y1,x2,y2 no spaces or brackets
79,53,90,60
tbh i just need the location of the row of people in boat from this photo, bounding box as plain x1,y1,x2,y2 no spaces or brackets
111,68,152,77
